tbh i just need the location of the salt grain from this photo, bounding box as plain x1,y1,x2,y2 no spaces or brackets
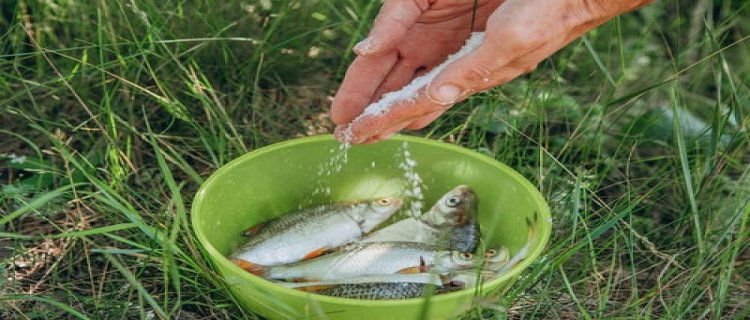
398,142,425,218
359,32,485,119
313,143,351,198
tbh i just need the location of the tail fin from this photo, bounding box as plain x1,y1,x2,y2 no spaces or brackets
232,259,267,276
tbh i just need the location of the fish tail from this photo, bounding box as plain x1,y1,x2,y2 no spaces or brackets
232,259,267,276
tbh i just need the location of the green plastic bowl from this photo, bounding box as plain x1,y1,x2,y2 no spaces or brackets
192,135,550,319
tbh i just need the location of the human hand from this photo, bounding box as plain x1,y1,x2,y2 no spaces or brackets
331,0,652,144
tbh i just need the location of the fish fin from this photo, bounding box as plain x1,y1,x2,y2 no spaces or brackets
241,223,267,237
303,248,327,260
396,256,432,274
396,266,426,274
232,259,267,276
296,285,336,293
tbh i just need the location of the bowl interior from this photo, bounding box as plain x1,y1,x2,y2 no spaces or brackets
192,135,550,319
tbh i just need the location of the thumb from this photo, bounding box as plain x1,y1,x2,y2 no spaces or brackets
353,0,426,56
426,29,543,105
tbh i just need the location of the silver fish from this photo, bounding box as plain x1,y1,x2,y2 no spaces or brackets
280,273,444,289
261,242,475,281
441,247,511,289
361,185,479,252
292,248,507,300
231,197,402,272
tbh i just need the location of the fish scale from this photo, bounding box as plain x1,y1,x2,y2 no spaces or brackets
231,198,402,267
265,242,444,280
318,282,433,300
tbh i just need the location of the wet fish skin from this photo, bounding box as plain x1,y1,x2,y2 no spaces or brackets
231,197,402,268
430,250,477,273
317,282,435,300
281,273,444,289
291,247,513,300
264,242,470,281
448,218,479,253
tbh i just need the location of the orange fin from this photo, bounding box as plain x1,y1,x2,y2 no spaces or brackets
397,257,431,274
303,248,327,260
396,266,426,274
296,285,335,293
241,222,267,237
232,259,267,276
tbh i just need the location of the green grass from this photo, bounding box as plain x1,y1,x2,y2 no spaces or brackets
1,0,748,319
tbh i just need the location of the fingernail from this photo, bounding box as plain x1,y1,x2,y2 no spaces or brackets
353,37,377,55
429,84,462,105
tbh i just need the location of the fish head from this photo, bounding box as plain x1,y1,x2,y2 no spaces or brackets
353,197,404,233
484,247,510,263
421,185,477,227
481,247,510,271
432,250,477,273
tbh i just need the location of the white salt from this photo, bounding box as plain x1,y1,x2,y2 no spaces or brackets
358,32,486,119
342,32,486,142
398,142,425,218
312,143,351,198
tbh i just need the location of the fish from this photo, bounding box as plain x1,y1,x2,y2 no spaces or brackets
230,197,403,272
441,247,511,289
483,247,511,267
258,241,476,281
289,248,508,300
279,273,444,289
316,282,435,300
360,185,480,252
298,261,483,300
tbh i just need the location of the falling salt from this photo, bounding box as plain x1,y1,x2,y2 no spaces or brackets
397,142,425,218
312,142,351,198
343,32,486,141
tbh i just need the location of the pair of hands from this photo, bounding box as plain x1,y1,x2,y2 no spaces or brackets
330,0,652,144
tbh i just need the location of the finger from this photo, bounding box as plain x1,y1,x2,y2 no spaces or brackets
360,119,413,144
374,118,415,140
372,59,419,101
345,89,445,143
353,0,426,56
405,110,443,130
331,52,398,125
424,29,546,106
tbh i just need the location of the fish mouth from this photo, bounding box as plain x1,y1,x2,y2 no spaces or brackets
378,197,404,208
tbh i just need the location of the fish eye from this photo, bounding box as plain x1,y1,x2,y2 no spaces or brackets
485,249,498,258
460,252,473,260
445,196,461,207
377,198,391,206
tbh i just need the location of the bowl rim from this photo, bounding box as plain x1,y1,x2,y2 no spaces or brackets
191,134,551,308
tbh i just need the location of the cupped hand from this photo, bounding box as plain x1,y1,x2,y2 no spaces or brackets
331,0,652,144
